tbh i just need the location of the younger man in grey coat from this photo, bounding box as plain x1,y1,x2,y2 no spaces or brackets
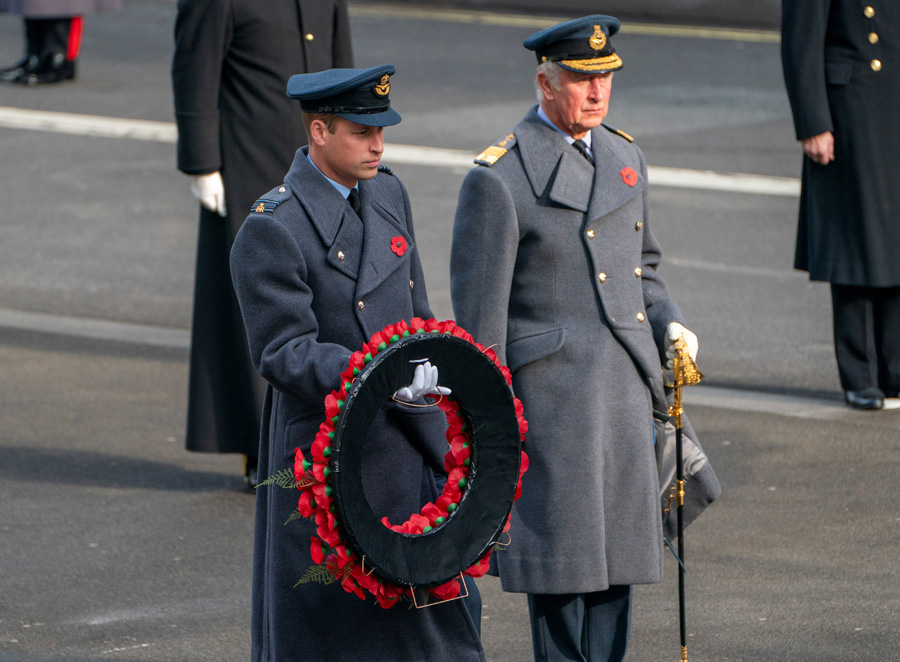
231,66,484,661
451,16,718,661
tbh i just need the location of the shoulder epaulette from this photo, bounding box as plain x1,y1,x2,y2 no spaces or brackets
475,133,516,166
602,123,634,143
250,198,282,214
250,184,291,213
378,164,394,175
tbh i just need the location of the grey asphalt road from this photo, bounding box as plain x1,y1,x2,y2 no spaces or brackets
1,2,898,661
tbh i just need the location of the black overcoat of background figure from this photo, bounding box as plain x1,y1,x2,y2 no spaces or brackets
782,0,900,287
171,0,353,455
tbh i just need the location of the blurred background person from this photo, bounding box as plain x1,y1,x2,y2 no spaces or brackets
782,1,900,411
171,0,353,487
0,0,121,85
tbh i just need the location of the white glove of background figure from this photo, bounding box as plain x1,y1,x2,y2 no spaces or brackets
664,322,699,370
190,172,227,217
393,360,452,402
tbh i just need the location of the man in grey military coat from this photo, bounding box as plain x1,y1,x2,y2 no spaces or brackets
231,66,484,661
451,16,718,661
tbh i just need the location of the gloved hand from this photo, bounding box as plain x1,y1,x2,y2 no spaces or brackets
190,172,227,217
664,322,699,370
393,360,452,402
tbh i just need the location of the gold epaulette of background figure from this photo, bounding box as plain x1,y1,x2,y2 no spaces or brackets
475,133,517,166
602,123,633,142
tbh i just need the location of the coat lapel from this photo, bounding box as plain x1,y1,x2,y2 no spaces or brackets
354,179,412,300
515,108,596,213
286,149,366,280
585,125,647,222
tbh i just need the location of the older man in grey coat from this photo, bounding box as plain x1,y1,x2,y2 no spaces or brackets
451,15,719,661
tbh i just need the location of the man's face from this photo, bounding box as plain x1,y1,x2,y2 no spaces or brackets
538,67,613,139
310,117,384,188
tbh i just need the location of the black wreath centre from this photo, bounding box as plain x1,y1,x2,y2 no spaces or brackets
331,333,522,588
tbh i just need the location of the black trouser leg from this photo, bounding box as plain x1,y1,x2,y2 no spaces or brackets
830,284,878,392
872,286,900,396
4,17,78,84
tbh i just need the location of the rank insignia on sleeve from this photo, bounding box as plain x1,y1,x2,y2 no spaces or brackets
251,198,281,214
475,133,516,166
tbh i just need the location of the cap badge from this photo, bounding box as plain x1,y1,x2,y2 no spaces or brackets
589,25,607,51
374,74,391,97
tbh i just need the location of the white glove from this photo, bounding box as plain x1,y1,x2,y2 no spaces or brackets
190,172,227,217
664,322,699,370
393,360,452,402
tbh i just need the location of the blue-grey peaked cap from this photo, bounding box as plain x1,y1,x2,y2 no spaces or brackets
286,64,401,127
523,15,623,73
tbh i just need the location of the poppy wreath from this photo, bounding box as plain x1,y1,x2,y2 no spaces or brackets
293,318,529,608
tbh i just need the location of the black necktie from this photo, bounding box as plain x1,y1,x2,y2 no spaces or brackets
572,139,594,166
347,188,360,214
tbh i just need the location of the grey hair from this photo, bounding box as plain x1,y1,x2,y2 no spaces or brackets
534,60,563,101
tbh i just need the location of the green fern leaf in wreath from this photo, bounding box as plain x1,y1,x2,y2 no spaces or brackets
284,509,306,526
294,565,337,588
255,467,299,489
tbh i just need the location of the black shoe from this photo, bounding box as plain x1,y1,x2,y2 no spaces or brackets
0,54,38,81
244,455,259,490
0,54,34,74
3,51,76,85
845,388,884,410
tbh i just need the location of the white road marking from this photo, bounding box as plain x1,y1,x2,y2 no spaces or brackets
0,106,800,197
348,5,781,43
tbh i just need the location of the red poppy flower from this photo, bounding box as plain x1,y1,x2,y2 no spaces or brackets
390,236,407,256
621,167,638,187
429,578,463,601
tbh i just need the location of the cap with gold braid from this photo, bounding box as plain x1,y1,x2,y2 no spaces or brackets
523,15,623,74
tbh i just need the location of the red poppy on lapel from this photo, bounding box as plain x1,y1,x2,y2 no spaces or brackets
390,236,407,256
620,167,638,187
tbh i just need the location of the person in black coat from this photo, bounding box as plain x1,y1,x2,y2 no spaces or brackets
0,0,121,84
782,0,900,410
171,0,353,484
230,65,485,662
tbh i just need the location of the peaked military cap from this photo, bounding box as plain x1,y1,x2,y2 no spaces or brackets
523,15,623,73
286,64,401,127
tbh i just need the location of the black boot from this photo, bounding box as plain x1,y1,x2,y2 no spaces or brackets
1,17,79,85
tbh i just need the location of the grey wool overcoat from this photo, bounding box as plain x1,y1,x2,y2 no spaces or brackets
451,107,719,594
782,0,900,286
231,149,485,662
172,0,353,455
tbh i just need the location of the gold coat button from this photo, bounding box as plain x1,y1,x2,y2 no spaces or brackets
357,301,364,310
869,32,879,44
864,6,875,18
635,221,643,231
598,273,607,283
337,250,345,261
872,59,882,71
305,33,315,41
586,229,595,239
409,279,415,290
636,312,645,323
278,186,286,193
634,267,642,277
